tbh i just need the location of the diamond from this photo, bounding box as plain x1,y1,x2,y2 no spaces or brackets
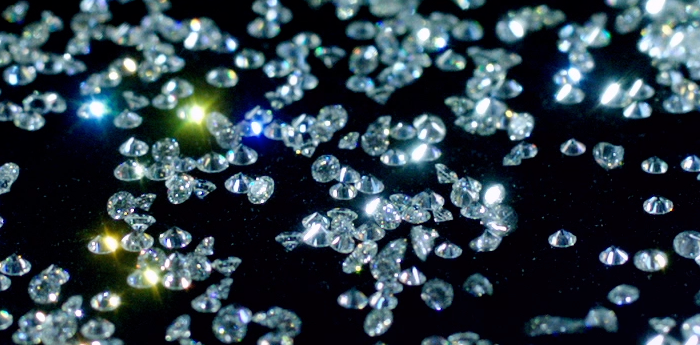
226,145,258,166
13,111,46,131
124,214,156,232
80,318,116,340
421,278,454,311
119,137,149,157
311,155,341,183
315,46,346,68
28,275,61,304
87,235,119,254
682,315,700,340
159,227,193,249
364,309,392,337
123,91,149,110
398,267,427,286
584,307,618,332
114,160,145,181
195,237,215,256
248,176,274,204
434,241,463,259
337,288,368,309
559,139,586,156
607,284,640,305
275,232,301,251
349,46,379,75
633,249,668,272
212,257,242,276
0,310,12,331
414,114,447,144
380,149,408,166
463,273,493,297
548,229,577,248
641,157,668,174
0,254,31,276
206,67,238,88
469,231,502,252
113,110,143,129
127,269,159,289
330,183,358,200
599,246,629,266
593,142,624,170
0,162,19,194
643,196,673,215
0,275,9,291
212,304,252,343
337,166,361,183
166,315,191,341
197,152,229,173
673,231,700,259
411,226,439,261
435,49,467,71
191,293,222,313
338,132,360,149
554,84,585,104
681,155,700,172
234,49,265,69
152,94,178,110
120,232,154,252
90,291,121,312
225,173,252,194
622,101,652,119
4,65,36,86
649,317,676,334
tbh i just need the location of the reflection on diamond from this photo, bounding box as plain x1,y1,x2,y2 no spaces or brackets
548,229,577,248
642,196,673,215
599,246,629,266
607,284,639,305
633,249,668,272
641,157,668,174
90,291,121,312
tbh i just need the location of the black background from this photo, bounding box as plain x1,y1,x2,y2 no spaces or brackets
0,0,699,344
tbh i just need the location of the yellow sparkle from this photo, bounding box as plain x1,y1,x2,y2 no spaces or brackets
103,236,119,252
122,58,137,74
144,269,159,285
189,105,205,123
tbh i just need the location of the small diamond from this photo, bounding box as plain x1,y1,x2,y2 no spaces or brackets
633,249,668,272
166,315,191,342
226,145,258,166
248,176,274,204
435,164,459,184
311,155,341,183
584,307,618,332
113,110,143,129
548,229,577,248
463,273,493,297
315,46,346,68
212,304,252,343
114,160,145,181
434,241,463,259
80,318,116,340
159,227,193,249
330,183,358,200
649,317,676,334
560,139,586,156
435,50,467,71
87,235,119,254
338,132,360,149
127,269,159,289
0,162,19,194
90,291,121,312
380,149,408,166
0,254,31,276
206,67,239,88
0,310,12,331
421,278,454,311
212,257,242,276
0,275,10,291
337,288,368,309
195,237,215,256
28,275,61,304
622,101,652,119
599,246,629,266
673,231,700,259
234,49,265,69
681,155,700,172
118,137,149,157
196,152,229,173
641,157,668,174
643,196,673,215
124,214,156,232
123,91,149,110
107,191,136,220
398,267,427,286
554,84,585,104
120,232,154,252
414,114,447,143
275,232,301,251
469,231,502,252
593,142,624,170
607,284,640,305
225,173,252,194
364,309,393,337
356,175,384,194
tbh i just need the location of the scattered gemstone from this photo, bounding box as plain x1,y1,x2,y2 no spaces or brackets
248,176,274,204
225,173,252,194
0,254,31,276
165,315,191,342
206,68,238,88
548,229,577,248
607,284,640,305
338,132,360,149
0,275,10,291
0,310,12,331
159,227,193,249
212,257,242,276
311,155,341,183
592,142,624,170
560,139,586,156
469,231,502,252
212,304,252,343
80,318,116,340
421,279,454,311
641,157,668,174
434,241,463,259
120,232,154,252
642,196,673,215
673,231,700,259
0,162,19,195
398,267,427,286
90,291,121,312
87,235,120,254
364,309,392,337
681,155,700,172
463,273,493,297
337,288,368,309
633,249,668,272
119,137,149,157
599,246,629,266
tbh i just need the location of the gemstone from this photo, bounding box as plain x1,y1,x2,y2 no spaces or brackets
508,112,534,141
469,231,502,252
195,237,215,256
212,257,242,276
87,235,120,255
673,231,700,259
315,46,346,68
191,294,222,313
206,67,238,88
463,273,493,297
435,49,467,71
152,94,178,110
90,291,121,312
682,315,700,340
380,149,408,166
124,214,156,232
80,318,116,340
337,166,361,183
226,145,258,166
13,111,46,131
159,227,193,249
197,152,229,173
127,269,159,289
311,155,341,183
0,275,9,291
622,101,652,119
234,49,265,69
166,315,191,341
681,155,700,172
398,267,427,286
649,317,676,334
225,173,252,194
411,226,439,261
330,183,358,200
548,229,577,248
368,290,398,310
275,232,301,251
607,284,640,305
584,307,618,332
337,288,368,309
641,157,668,174
434,241,463,259
482,184,506,206
4,65,36,86
212,304,252,343
560,139,586,156
248,176,274,204
643,196,673,215
123,91,149,110
633,249,668,272
114,160,145,181
0,254,31,276
554,84,585,104
599,246,629,266
107,191,136,220
119,137,149,157
356,175,384,194
0,310,12,331
120,232,154,252
421,278,454,311
593,142,624,170
0,162,19,194
113,110,143,129
414,114,447,144
28,275,61,304
338,132,360,149
348,46,379,75
364,309,393,337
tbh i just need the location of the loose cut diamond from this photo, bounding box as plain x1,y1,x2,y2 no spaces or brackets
548,229,577,248
673,231,700,259
633,249,668,272
681,155,700,172
159,227,193,249
592,142,624,170
90,291,121,312
119,137,149,157
364,309,392,337
80,318,116,340
434,241,463,259
463,273,493,297
0,310,12,331
0,162,19,194
607,284,640,305
0,254,31,276
166,315,191,342
248,176,274,204
0,275,10,291
421,279,454,311
599,246,629,266
643,196,673,215
87,235,119,254
337,288,368,309
641,157,668,174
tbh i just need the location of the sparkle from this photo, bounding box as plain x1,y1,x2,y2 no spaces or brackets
188,105,205,123
144,269,159,285
483,184,505,206
645,0,665,14
122,58,137,73
365,197,381,215
104,236,119,252
600,83,620,105
411,144,429,161
88,101,107,118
